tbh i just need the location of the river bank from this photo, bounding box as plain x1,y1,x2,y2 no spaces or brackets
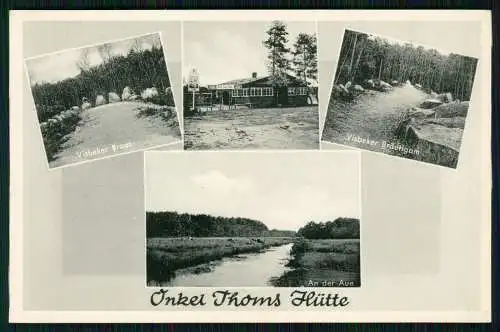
147,237,295,286
271,239,361,287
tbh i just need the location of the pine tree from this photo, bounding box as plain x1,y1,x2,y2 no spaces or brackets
292,33,318,86
263,21,291,87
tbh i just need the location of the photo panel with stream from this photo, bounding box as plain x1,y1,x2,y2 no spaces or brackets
182,21,319,150
25,32,182,169
145,151,361,287
321,29,478,168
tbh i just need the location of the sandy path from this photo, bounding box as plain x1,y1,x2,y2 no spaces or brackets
322,84,429,145
50,101,180,167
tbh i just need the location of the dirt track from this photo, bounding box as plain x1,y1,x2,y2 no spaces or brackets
184,106,319,150
321,84,429,152
50,101,181,167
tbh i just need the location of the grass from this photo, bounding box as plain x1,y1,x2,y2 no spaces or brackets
147,237,294,285
271,238,360,287
136,103,179,129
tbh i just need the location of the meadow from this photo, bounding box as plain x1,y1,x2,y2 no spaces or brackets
272,238,361,287
147,237,294,285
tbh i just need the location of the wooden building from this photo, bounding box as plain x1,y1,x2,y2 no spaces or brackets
207,72,311,108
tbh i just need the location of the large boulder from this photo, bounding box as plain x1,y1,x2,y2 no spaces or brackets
108,92,121,103
122,86,133,100
377,80,392,91
432,101,469,118
95,95,106,106
405,80,412,86
420,99,443,109
344,81,352,90
363,79,375,89
141,87,159,99
82,102,91,110
71,106,80,111
391,80,399,86
436,92,453,103
352,84,364,93
407,107,436,119
423,117,466,129
430,91,438,98
415,83,422,89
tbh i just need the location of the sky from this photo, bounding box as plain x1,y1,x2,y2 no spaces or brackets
26,33,162,85
183,21,317,86
145,152,360,232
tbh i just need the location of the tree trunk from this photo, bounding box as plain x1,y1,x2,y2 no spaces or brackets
378,57,383,80
351,41,365,82
348,34,358,80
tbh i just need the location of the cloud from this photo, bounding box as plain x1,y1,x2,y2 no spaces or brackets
190,170,254,195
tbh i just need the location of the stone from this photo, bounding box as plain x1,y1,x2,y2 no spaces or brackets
432,101,469,118
108,92,121,103
95,95,106,106
352,84,364,93
141,87,159,99
82,102,91,110
420,99,443,109
407,107,436,119
436,92,453,103
415,84,422,89
122,86,133,100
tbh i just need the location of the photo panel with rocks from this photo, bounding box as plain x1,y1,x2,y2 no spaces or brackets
25,32,182,169
321,28,478,169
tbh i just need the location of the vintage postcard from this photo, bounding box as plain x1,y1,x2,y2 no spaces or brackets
25,32,182,169
9,10,491,324
321,28,478,168
182,21,319,150
145,151,361,288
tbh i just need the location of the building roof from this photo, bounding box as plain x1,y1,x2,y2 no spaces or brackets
213,73,307,89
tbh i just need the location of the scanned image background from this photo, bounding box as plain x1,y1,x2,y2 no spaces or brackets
17,17,489,317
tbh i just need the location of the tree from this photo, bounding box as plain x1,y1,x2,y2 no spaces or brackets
76,48,91,73
263,21,291,87
292,33,318,86
97,43,113,63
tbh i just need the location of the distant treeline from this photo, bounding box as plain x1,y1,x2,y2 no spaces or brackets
30,45,171,119
335,29,477,101
146,211,296,238
297,218,360,239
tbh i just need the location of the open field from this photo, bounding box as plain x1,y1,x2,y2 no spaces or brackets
272,238,360,287
184,106,319,150
147,237,295,285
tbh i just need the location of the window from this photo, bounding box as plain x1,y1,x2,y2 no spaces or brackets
288,87,296,96
250,88,256,97
233,89,246,97
263,87,273,96
298,87,308,95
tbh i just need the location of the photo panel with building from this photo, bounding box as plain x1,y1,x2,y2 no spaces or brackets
25,32,182,169
182,21,319,150
321,29,478,169
145,151,361,288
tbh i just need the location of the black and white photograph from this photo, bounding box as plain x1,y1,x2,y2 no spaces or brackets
25,32,181,169
145,152,361,287
321,29,478,168
182,21,319,150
